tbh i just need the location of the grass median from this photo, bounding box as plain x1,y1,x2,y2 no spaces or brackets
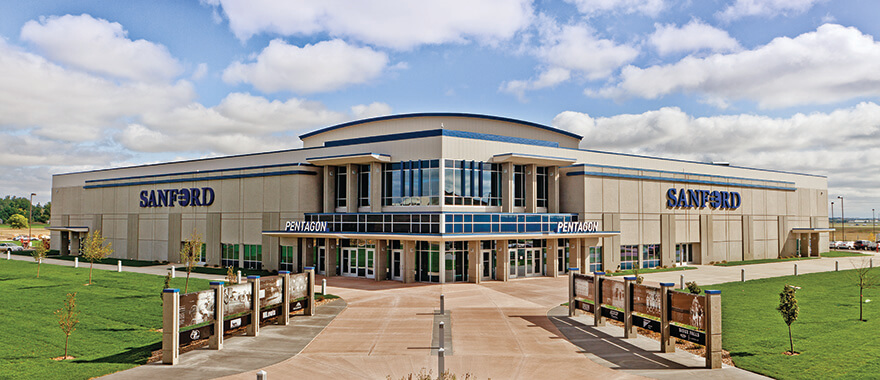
712,269,880,379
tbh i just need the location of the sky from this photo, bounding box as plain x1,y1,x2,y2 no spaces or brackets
0,0,879,217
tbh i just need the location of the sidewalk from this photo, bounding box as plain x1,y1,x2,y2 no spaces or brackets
4,253,227,281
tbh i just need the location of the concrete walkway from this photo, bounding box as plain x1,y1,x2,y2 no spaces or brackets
5,253,227,281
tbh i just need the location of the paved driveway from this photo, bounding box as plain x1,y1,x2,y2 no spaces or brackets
219,276,640,380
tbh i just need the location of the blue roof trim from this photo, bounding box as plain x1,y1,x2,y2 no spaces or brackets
493,152,576,161
566,171,797,191
324,129,559,148
306,152,391,160
562,163,795,186
83,170,317,189
84,162,316,184
299,112,583,140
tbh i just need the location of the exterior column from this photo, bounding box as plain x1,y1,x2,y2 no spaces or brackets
209,281,224,349
525,164,537,213
547,239,559,278
570,238,582,274
370,162,382,212
468,241,480,284
323,166,335,213
61,231,70,256
70,233,81,256
375,239,388,281
303,238,314,270
347,164,357,213
501,162,514,212
403,240,416,283
705,290,722,369
325,239,338,277
548,166,559,213
799,235,809,257
495,239,508,281
660,282,675,352
660,214,676,267
810,233,820,257
439,242,446,284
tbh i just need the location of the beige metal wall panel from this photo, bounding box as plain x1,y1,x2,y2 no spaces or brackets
242,177,264,213
620,220,641,245
263,176,281,212
168,213,182,263
221,219,241,244
602,178,620,213
582,177,602,213
206,213,221,266
643,219,661,244
127,214,138,260
262,212,280,271
619,179,639,213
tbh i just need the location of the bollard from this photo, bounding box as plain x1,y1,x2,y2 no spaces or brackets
171,266,175,278
237,270,242,284
680,274,685,290
117,260,122,272
74,257,78,268
836,261,839,271
256,370,268,380
741,268,745,282
321,278,326,295
794,264,798,276
440,294,445,315
439,321,445,353
5,251,9,260
438,347,446,376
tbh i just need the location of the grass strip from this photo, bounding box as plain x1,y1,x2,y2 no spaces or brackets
715,257,818,266
606,266,697,276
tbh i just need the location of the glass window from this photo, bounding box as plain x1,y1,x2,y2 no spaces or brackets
514,165,526,207
536,167,548,208
243,244,262,270
443,160,501,206
335,166,347,208
221,243,239,268
642,244,660,269
358,164,370,207
382,160,440,206
589,246,602,272
620,245,638,270
280,245,295,272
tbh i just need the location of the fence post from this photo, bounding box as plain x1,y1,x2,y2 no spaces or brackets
593,271,605,327
623,276,636,339
279,271,290,325
210,281,224,349
162,288,180,364
305,267,316,316
247,276,260,336
705,290,722,369
568,268,578,317
660,282,675,353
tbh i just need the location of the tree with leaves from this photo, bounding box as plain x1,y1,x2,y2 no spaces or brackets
55,292,79,360
179,230,203,293
8,213,27,229
82,230,113,285
777,284,799,354
852,259,878,321
31,239,48,278
226,266,236,284
161,273,172,305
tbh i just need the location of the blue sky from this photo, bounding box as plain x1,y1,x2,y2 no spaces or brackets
1,0,879,218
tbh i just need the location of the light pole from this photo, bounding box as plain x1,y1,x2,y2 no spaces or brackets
831,201,835,241
873,208,875,243
838,196,845,242
28,193,36,248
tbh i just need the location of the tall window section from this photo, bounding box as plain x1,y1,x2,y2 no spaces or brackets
513,165,526,207
642,244,660,268
221,243,239,268
358,164,370,208
382,160,440,206
589,246,603,272
536,167,548,208
280,245,295,272
243,244,262,270
620,245,638,270
444,160,501,206
335,166,347,209
675,243,694,264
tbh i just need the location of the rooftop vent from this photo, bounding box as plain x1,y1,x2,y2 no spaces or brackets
711,161,730,166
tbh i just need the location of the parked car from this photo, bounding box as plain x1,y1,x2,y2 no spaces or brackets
834,241,850,249
844,241,856,250
854,240,870,250
830,241,839,249
867,241,878,250
0,243,23,252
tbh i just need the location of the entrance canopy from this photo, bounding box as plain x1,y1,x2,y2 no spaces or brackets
47,226,90,233
791,228,834,234
262,231,619,241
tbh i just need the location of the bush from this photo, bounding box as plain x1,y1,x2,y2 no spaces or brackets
7,214,28,229
686,281,702,294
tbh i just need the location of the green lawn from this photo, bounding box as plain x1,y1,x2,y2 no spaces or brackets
715,257,818,266
0,259,211,380
0,223,49,229
712,270,880,379
822,251,874,258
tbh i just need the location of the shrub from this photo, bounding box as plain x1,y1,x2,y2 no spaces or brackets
8,214,27,229
686,281,701,294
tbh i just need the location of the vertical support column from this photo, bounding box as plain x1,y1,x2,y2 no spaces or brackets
495,239,508,282
403,240,416,283
568,269,577,317
127,214,139,259
206,212,221,267
347,164,358,213
247,276,260,337
660,214,676,267
325,239,338,277
603,213,621,269
570,239,582,274
209,282,224,349
547,239,559,278
162,289,180,364
624,276,636,338
262,212,280,271
799,235,809,257
305,267,316,316
660,282,675,353
705,290,722,369
303,238,314,269
593,271,605,327
810,233,820,257
278,271,290,325
501,162,514,212
61,231,70,256
376,240,388,281
370,162,382,212
439,242,446,284
742,215,755,261
323,166,335,213
525,164,537,213
548,166,559,213
467,241,480,284
70,232,81,256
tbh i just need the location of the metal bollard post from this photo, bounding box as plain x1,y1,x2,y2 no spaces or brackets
741,268,745,282
256,370,267,380
74,257,78,268
171,266,175,278
871,258,874,268
439,321,445,353
237,270,242,284
440,294,445,315
680,274,685,290
5,251,9,260
322,278,327,295
117,260,122,272
794,264,798,276
438,347,445,376
836,261,839,271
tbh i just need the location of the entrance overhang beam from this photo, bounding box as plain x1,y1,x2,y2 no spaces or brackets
262,231,620,242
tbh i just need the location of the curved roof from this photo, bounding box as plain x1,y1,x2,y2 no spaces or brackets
298,112,583,140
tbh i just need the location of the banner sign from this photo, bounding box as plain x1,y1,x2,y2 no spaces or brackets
666,188,741,210
178,289,215,328
602,279,625,310
632,314,661,333
573,274,593,300
284,221,329,232
223,283,252,317
670,324,706,345
632,284,662,318
140,187,214,208
669,291,706,331
179,324,213,346
601,306,626,322
575,299,594,314
259,277,283,308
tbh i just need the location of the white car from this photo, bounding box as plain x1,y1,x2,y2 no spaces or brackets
844,241,856,250
0,243,23,252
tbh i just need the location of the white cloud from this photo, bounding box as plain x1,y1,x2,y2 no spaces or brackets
501,19,639,100
20,14,183,82
649,20,740,56
222,39,389,94
553,102,880,215
565,0,666,17
717,0,821,21
203,0,534,49
192,63,208,80
351,102,392,120
594,24,880,109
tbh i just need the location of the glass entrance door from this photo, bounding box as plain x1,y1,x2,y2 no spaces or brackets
510,248,519,278
316,247,325,275
523,248,541,277
481,250,494,279
557,247,566,274
675,243,694,266
342,247,375,278
391,249,402,281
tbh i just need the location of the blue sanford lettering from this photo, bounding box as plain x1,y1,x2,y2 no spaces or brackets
666,188,741,210
138,187,215,208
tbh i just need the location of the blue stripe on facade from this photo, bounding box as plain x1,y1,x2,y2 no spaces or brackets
566,171,797,191
306,152,391,160
299,112,583,140
561,163,795,186
83,170,317,189
84,162,315,184
493,152,576,161
324,129,559,148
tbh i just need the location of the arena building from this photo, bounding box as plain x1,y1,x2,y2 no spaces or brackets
49,113,831,283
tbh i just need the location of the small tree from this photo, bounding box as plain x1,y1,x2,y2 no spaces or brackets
8,213,27,229
31,241,48,278
777,284,799,354
82,230,113,285
179,230,203,293
161,273,172,305
55,292,79,359
852,259,878,321
226,266,236,284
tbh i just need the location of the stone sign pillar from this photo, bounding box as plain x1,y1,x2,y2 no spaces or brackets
279,271,290,325
247,276,260,337
162,288,180,365
305,267,316,316
210,282,224,349
593,271,604,327
705,290,722,369
623,276,636,339
660,282,675,353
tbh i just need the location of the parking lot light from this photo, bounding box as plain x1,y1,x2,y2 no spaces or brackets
838,196,845,242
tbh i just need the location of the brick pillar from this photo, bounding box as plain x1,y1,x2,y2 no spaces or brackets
162,289,180,364
210,282,224,349
660,282,675,353
705,290,722,369
247,276,260,337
